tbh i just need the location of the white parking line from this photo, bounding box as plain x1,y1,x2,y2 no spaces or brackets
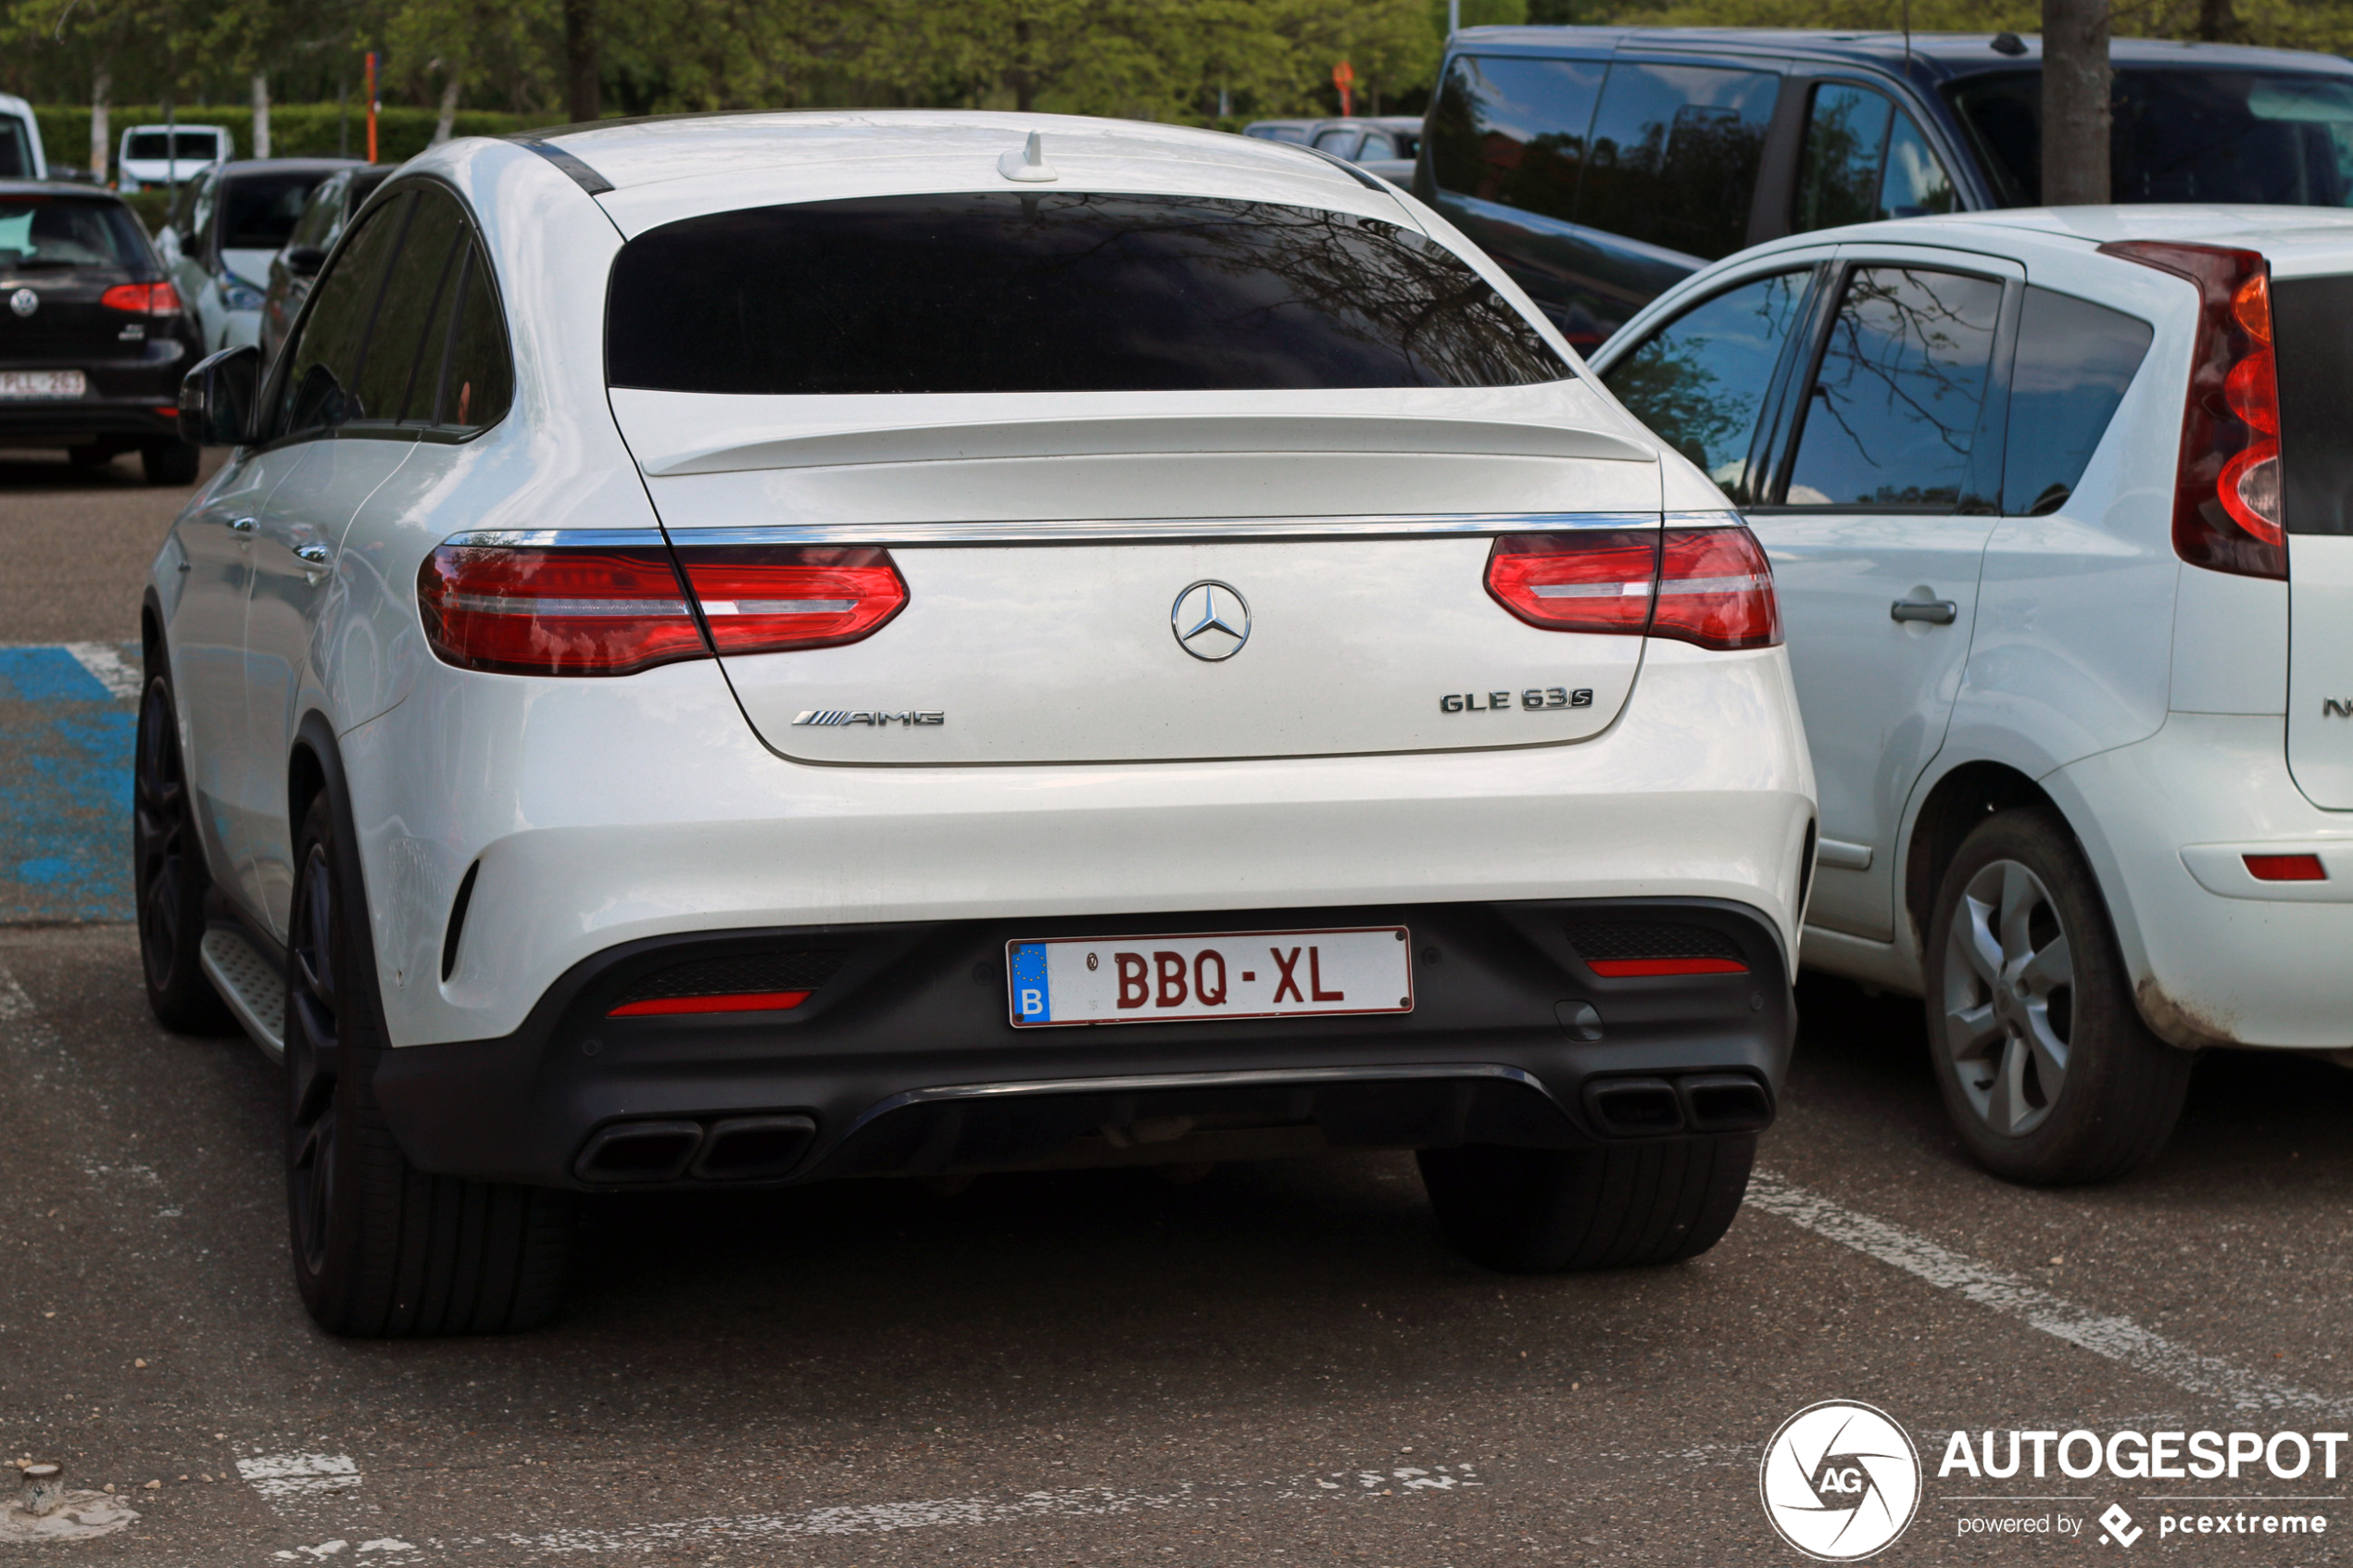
60,643,142,701
1746,1170,2352,1419
239,1453,363,1499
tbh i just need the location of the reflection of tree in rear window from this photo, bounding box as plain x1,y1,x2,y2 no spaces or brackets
1953,69,2353,206
605,193,1571,394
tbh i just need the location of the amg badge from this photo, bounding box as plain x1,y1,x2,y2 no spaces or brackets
792,709,945,727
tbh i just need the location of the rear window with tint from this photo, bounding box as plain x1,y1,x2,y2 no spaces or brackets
606,192,1570,395
2001,286,2151,516
222,172,333,251
0,196,151,274
2273,273,2353,535
126,131,221,161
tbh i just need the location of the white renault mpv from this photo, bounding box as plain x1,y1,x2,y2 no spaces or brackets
144,113,1813,1336
1592,207,2353,1186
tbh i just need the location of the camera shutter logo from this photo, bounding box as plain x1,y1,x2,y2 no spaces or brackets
1758,1400,1921,1561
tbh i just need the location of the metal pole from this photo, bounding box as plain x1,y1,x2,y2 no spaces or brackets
1449,0,1460,36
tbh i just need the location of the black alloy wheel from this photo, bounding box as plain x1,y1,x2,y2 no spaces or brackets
1922,809,2194,1185
285,787,576,1336
132,672,233,1033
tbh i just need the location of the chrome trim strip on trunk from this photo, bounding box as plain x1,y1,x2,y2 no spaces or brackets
842,1062,1554,1140
444,512,1666,550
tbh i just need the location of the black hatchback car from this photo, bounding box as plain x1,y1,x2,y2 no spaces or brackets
1415,27,2353,347
0,181,204,482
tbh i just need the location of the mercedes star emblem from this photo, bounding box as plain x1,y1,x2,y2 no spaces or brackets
7,288,37,319
1171,580,1250,661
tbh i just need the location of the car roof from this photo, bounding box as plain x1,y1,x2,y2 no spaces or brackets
1451,25,2353,83
213,157,364,177
0,179,132,202
516,110,1399,232
120,122,230,134
1702,205,2353,282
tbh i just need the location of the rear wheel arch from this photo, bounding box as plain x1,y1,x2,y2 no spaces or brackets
1902,760,2060,952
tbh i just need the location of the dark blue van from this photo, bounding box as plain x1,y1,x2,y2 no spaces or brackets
1414,27,2353,347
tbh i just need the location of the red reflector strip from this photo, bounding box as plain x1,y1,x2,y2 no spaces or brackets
608,990,813,1017
2243,853,2326,883
1587,957,1750,977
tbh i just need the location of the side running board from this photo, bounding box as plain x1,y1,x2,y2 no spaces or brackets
199,925,285,1062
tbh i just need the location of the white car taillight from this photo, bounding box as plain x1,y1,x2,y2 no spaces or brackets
417,541,908,676
1485,525,1780,650
2098,240,2287,581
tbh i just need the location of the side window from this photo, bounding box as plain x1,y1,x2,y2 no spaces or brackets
1312,128,1360,156
1793,85,1960,232
275,192,411,437
0,120,27,178
347,189,466,427
1426,54,1606,225
1881,115,1957,218
289,175,344,250
1579,63,1779,263
2002,286,2151,515
431,241,513,433
1602,270,1810,505
1785,267,2004,509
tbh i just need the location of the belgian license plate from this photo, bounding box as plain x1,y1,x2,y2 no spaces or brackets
0,370,86,399
1007,926,1413,1027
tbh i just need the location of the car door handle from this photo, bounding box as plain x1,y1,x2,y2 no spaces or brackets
294,544,330,563
1890,599,1957,625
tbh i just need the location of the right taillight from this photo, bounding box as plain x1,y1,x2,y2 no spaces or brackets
1485,523,1780,651
417,539,908,676
2098,241,2286,581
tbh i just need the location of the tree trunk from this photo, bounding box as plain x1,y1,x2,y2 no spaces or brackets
1012,18,1035,114
91,69,109,182
2196,0,2236,41
251,74,271,159
564,0,602,123
2041,0,2111,206
433,76,460,144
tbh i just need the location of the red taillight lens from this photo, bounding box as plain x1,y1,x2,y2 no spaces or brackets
418,541,910,676
1654,525,1781,651
1486,531,1658,633
671,546,907,655
2244,853,2325,883
2097,241,2286,580
1484,524,1780,650
418,545,708,676
100,282,182,314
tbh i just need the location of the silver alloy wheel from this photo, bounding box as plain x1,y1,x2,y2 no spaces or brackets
1941,859,2075,1138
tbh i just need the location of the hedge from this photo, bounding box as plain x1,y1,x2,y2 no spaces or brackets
31,104,545,173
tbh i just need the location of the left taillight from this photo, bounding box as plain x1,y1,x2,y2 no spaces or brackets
100,282,182,314
417,541,909,677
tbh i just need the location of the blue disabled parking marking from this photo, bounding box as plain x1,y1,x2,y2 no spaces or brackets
0,644,140,922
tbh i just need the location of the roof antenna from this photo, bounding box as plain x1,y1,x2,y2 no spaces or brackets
998,132,1058,183
1902,0,1912,68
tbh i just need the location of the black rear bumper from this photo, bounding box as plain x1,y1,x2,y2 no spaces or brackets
371,897,1794,1190
0,398,184,445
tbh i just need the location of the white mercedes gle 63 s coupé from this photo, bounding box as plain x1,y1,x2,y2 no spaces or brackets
144,112,1816,1335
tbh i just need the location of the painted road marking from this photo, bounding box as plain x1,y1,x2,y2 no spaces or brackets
1747,1170,2352,1420
239,1453,363,1499
0,643,137,922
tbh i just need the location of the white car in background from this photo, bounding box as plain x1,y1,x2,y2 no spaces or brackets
1593,206,2353,1185
157,158,357,351
144,112,1813,1336
117,124,230,191
0,92,47,180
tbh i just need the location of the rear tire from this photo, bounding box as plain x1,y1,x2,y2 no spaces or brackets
68,444,117,470
1418,1135,1755,1273
132,671,234,1034
285,787,575,1336
1922,809,2192,1185
141,439,199,485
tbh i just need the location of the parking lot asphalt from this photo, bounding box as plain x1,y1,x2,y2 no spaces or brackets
6,457,2352,1565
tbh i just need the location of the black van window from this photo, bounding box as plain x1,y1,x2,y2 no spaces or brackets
1954,69,2353,207
275,191,409,437
2273,272,2353,535
1579,63,1778,263
608,193,1570,394
2002,287,2151,516
1426,54,1606,224
1786,267,2003,509
1793,85,1894,232
1602,269,1810,507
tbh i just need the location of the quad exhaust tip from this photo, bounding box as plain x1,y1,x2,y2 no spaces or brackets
1582,1073,1771,1138
574,1114,818,1184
